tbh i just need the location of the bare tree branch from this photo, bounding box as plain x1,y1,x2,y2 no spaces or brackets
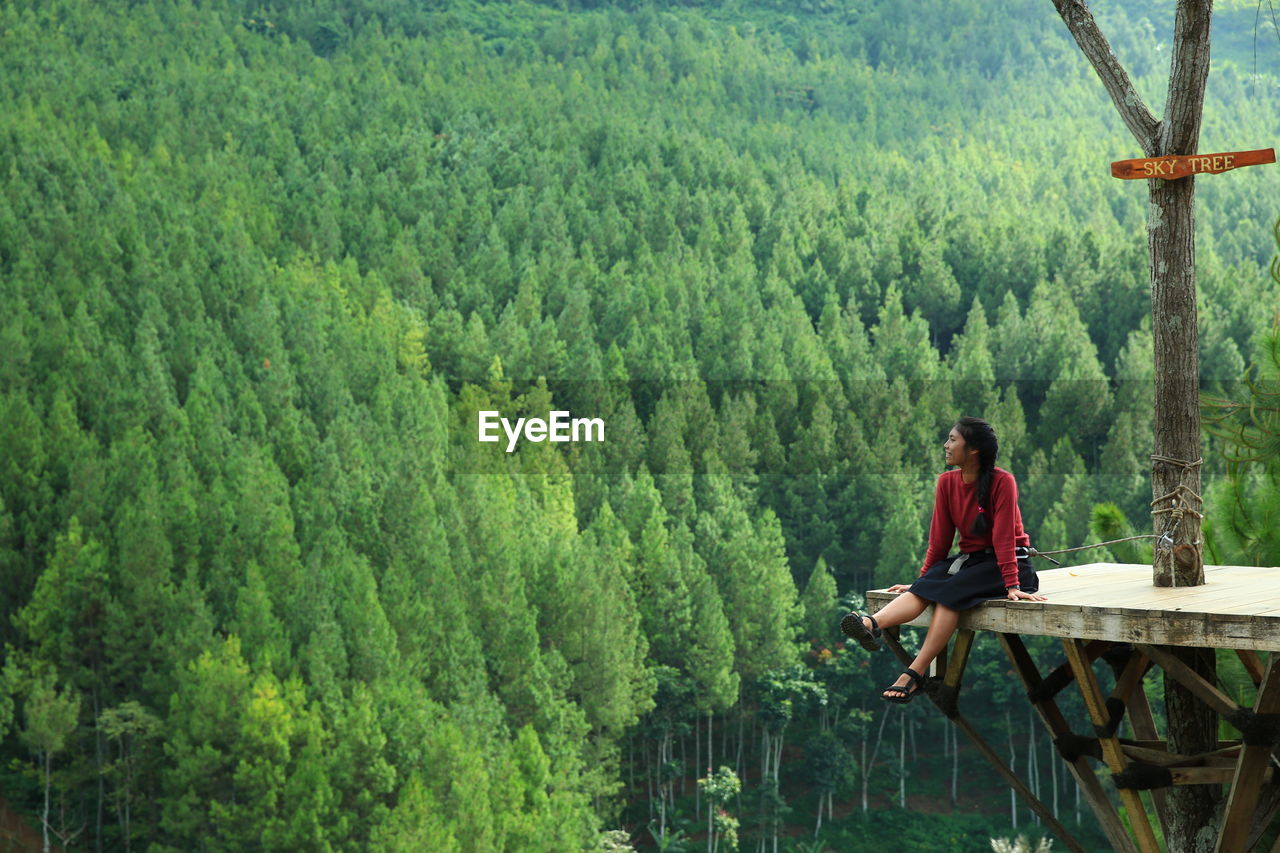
1051,0,1160,155
1161,0,1213,155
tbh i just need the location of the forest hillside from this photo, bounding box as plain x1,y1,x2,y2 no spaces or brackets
1,0,1279,849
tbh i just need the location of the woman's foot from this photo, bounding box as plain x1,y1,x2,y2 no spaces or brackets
882,668,925,703
839,612,882,651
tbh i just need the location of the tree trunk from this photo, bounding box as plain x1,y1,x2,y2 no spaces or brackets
1007,710,1017,829
772,732,784,853
658,730,667,842
681,729,687,798
708,782,715,853
1166,647,1221,847
864,708,890,812
1051,0,1209,586
898,715,906,809
860,738,868,813
646,738,654,823
951,723,958,805
1050,1,1218,845
1149,168,1204,589
1150,1,1219,843
118,735,133,853
93,689,103,853
43,750,51,853
1051,730,1059,820
735,707,744,780
1026,705,1034,804
696,715,702,821
760,729,769,794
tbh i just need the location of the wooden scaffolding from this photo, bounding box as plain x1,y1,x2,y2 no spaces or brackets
867,562,1280,853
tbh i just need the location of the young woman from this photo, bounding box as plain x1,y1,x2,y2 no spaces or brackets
841,416,1046,703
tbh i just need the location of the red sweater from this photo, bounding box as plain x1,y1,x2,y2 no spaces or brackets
919,468,1030,588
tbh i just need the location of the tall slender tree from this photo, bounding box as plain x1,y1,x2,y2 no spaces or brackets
1048,2,1216,847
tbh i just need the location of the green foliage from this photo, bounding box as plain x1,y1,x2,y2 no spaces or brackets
800,557,840,646
698,766,742,853
828,808,1058,853
97,700,162,850
1204,315,1280,566
16,671,80,766
0,0,1277,847
990,836,1053,853
0,670,12,746
1089,501,1153,565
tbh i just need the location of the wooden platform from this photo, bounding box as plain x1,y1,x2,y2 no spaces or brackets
867,562,1280,652
864,562,1280,853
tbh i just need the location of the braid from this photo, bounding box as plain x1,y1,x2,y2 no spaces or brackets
954,416,999,536
972,462,995,535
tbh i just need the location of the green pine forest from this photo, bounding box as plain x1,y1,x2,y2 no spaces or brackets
2,0,1280,849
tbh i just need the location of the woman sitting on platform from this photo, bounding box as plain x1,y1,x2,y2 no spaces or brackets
842,416,1046,703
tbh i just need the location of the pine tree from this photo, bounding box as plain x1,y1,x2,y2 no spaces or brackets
698,469,802,685
799,557,840,647
947,296,999,416
874,478,926,590
368,773,460,851
14,667,81,853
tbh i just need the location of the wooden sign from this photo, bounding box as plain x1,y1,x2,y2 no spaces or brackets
1111,147,1275,180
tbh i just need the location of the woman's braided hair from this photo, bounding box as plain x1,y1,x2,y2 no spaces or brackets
954,416,998,535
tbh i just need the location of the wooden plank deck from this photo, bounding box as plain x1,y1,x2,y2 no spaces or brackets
865,563,1280,652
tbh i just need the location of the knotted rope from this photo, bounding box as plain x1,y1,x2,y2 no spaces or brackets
1149,454,1204,588
1023,455,1204,580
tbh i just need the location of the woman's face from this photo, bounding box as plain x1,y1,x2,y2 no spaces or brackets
944,427,975,467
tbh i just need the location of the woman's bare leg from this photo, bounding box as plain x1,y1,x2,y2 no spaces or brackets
882,604,960,699
860,592,930,632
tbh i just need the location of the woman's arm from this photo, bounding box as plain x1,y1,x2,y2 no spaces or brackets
994,474,1047,601
918,475,955,576
991,472,1021,588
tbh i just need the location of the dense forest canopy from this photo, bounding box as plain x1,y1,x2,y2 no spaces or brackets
1,0,1278,849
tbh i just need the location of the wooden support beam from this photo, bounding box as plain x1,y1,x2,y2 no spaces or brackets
1167,766,1237,785
1120,740,1240,753
1245,787,1280,851
1121,737,1239,763
1120,743,1239,767
998,633,1139,853
1026,639,1115,703
1125,679,1173,835
1112,652,1150,706
1115,763,1246,787
1215,655,1280,853
879,631,1088,853
1236,649,1265,687
944,629,975,689
1093,650,1150,738
1064,637,1163,853
881,627,912,671
932,628,977,718
1137,643,1242,718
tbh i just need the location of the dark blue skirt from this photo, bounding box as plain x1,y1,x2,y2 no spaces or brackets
909,548,1039,611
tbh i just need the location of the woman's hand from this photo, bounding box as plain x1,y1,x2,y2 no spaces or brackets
886,583,912,594
1006,588,1047,602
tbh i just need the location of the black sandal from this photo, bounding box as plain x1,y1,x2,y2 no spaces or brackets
882,668,925,704
839,611,882,652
